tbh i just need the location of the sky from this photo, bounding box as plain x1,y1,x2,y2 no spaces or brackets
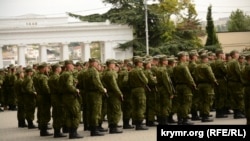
0,0,249,21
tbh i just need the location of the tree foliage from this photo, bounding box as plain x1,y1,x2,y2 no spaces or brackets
68,0,204,56
227,9,250,32
205,5,220,50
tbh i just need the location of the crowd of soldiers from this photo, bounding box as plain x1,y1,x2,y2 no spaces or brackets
0,48,250,139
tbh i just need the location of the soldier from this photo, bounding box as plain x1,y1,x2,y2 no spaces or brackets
102,59,123,134
188,51,201,121
211,49,228,118
143,59,158,126
118,62,134,129
3,64,17,110
227,50,245,119
22,67,37,129
85,58,107,136
48,64,67,138
33,63,53,136
173,52,196,125
59,60,83,139
194,54,218,122
128,57,148,130
14,69,27,128
155,55,174,125
242,54,250,124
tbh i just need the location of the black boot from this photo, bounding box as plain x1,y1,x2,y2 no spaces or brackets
216,109,228,118
123,119,134,129
62,126,69,133
40,125,53,136
135,121,148,130
201,115,214,122
234,109,245,119
69,128,83,139
28,120,37,129
177,116,183,125
90,126,105,136
191,111,201,121
182,118,194,125
18,120,28,128
109,124,123,134
98,123,108,132
146,120,158,126
54,128,67,138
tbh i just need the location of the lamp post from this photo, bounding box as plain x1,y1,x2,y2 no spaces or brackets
144,0,149,55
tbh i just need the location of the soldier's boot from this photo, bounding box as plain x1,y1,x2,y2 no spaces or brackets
201,115,214,122
98,123,108,132
146,120,158,126
168,113,177,123
62,126,69,133
109,124,123,134
135,121,148,130
18,120,28,128
27,120,37,129
177,116,183,125
90,126,105,136
233,109,245,119
54,128,67,138
40,125,53,136
84,124,90,131
247,118,250,125
158,117,164,125
191,111,201,121
123,119,134,129
69,128,83,139
182,118,194,125
216,109,228,118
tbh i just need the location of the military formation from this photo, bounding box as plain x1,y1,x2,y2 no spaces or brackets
0,48,250,139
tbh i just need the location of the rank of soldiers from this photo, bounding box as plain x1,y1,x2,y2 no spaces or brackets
0,49,250,139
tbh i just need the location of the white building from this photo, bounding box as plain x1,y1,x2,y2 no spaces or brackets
0,14,134,68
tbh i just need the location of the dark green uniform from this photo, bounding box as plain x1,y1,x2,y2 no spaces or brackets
23,73,37,128
128,64,148,129
242,59,250,124
85,65,106,135
173,62,195,124
227,58,245,118
102,67,123,133
194,60,217,122
0,70,5,110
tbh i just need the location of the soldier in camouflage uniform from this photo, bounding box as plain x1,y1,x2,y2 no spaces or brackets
59,60,83,139
128,57,148,130
194,54,218,122
227,50,245,119
0,69,5,112
118,62,134,129
210,49,229,118
85,58,107,136
102,59,123,134
242,54,250,124
14,69,27,128
48,64,67,138
173,52,196,125
143,59,158,126
33,63,53,136
155,55,174,125
22,67,37,129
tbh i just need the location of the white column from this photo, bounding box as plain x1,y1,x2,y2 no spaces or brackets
103,41,113,62
18,44,26,67
39,43,47,63
81,42,91,62
0,45,3,68
60,43,69,61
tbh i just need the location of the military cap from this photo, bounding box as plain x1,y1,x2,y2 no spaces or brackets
89,58,99,63
177,51,188,58
159,55,168,62
215,49,223,55
75,61,83,67
16,69,23,75
38,62,48,69
168,57,177,63
0,68,4,72
9,64,15,69
124,59,130,63
64,60,74,66
51,63,62,71
127,62,134,67
143,59,151,65
200,53,208,59
133,57,143,63
239,55,245,59
25,67,33,73
106,59,116,66
230,50,239,56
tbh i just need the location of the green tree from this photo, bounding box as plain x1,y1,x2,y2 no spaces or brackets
227,9,250,32
205,5,221,51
